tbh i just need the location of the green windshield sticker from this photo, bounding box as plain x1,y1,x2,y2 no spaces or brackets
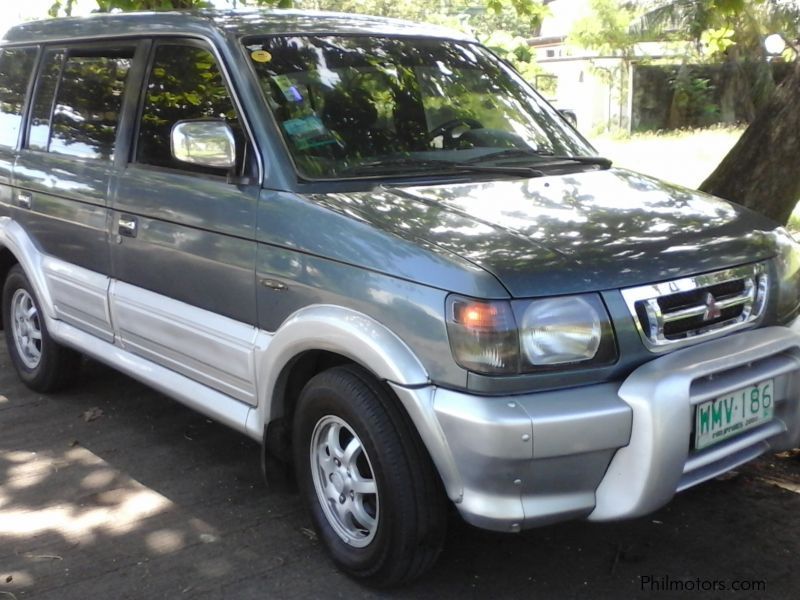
282,116,338,150
272,74,303,103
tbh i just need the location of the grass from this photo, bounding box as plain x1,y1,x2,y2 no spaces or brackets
589,126,745,190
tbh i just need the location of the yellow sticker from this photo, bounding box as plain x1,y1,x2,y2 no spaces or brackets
251,50,272,63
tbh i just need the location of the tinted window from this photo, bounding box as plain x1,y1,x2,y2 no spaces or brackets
0,47,37,148
28,49,65,152
49,50,133,161
137,44,240,172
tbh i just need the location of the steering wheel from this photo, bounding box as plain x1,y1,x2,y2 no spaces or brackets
428,117,483,148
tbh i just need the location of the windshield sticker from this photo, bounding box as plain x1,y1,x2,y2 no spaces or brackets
250,50,272,63
272,74,304,102
282,116,338,150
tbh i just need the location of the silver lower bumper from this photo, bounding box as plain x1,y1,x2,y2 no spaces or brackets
391,327,800,532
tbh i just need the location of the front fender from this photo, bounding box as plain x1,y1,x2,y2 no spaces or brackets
247,304,464,500
252,304,429,428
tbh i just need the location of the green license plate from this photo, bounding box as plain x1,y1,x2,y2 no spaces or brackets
694,379,774,451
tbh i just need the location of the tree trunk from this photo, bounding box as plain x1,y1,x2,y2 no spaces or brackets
667,64,690,128
699,59,800,225
718,51,755,123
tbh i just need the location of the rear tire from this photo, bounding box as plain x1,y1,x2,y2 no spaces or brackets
2,265,80,392
293,365,447,587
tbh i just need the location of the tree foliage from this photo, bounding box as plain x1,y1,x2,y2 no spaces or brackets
626,0,800,222
48,0,291,17
48,0,548,29
571,0,800,61
570,0,641,57
45,0,553,87
292,1,552,87
634,0,800,59
294,0,548,37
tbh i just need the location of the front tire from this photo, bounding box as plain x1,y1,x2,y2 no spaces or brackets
2,265,80,391
293,365,447,587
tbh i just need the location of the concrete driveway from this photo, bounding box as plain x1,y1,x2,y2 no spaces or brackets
2,349,799,599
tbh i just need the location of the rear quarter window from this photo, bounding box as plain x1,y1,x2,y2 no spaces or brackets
0,47,38,149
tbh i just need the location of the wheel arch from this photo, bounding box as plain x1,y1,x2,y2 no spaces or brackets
256,305,429,428
0,244,19,330
252,305,433,486
0,218,55,324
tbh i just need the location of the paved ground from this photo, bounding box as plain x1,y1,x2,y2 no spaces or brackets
2,348,800,600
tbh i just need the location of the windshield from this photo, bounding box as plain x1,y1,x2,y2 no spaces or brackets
244,35,596,179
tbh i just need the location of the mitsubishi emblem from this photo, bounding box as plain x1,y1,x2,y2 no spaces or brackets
702,292,722,321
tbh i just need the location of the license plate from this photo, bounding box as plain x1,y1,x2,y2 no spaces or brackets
694,379,774,451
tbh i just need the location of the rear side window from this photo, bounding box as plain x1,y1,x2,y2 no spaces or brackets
48,50,133,161
0,47,37,148
28,49,65,152
136,43,241,172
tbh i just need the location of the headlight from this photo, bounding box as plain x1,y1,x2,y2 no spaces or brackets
446,293,616,375
775,227,800,320
518,296,602,365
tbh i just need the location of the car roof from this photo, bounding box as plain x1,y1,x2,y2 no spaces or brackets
1,9,474,45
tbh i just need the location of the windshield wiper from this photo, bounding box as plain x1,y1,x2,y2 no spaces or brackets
340,157,543,178
468,148,613,169
543,154,613,168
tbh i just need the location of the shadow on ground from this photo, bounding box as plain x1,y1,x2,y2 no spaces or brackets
1,349,799,599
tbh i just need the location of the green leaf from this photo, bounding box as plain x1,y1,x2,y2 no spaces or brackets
184,92,201,105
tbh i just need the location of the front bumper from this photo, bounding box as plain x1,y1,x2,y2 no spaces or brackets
390,326,800,532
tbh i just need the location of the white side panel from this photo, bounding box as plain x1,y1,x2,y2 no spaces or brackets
42,256,113,343
109,281,263,405
47,317,256,439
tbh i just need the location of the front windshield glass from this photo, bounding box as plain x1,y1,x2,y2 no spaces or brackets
244,35,595,179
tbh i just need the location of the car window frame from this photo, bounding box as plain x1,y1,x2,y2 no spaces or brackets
0,43,41,151
129,37,257,182
19,39,144,165
5,30,265,188
25,47,67,153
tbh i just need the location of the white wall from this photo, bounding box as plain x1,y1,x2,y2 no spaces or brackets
537,56,630,133
539,0,593,38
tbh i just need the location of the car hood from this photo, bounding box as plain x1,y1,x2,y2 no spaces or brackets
315,168,780,297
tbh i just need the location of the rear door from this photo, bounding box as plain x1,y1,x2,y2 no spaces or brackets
13,43,141,341
0,45,38,223
109,39,261,405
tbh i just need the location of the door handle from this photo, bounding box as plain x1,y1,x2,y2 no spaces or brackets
118,215,138,238
16,191,32,210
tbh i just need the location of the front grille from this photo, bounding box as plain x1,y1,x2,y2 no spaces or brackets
622,263,769,352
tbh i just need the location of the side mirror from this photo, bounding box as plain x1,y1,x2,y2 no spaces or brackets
171,119,236,169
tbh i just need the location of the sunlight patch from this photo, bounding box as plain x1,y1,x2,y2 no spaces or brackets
146,529,186,554
0,446,174,543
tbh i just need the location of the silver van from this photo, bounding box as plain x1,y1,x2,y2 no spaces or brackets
2,9,800,586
